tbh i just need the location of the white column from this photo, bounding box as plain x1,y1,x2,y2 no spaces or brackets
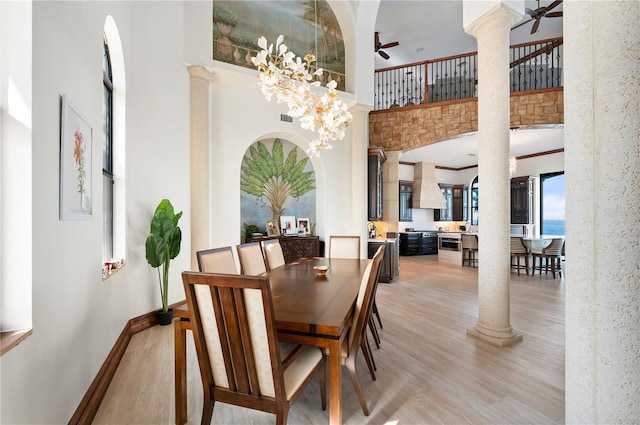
350,103,372,258
188,65,215,270
464,3,522,346
564,1,640,422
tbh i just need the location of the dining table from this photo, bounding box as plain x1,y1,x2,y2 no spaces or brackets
174,256,370,425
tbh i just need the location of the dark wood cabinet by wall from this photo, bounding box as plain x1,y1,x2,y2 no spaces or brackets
368,148,386,221
248,236,320,263
399,182,413,222
434,184,467,221
511,176,535,224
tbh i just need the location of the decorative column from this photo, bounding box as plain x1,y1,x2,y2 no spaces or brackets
464,3,523,346
188,65,216,271
382,151,401,233
350,103,372,258
564,1,640,422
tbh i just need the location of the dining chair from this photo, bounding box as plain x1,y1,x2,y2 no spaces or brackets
461,234,478,267
196,246,239,274
531,237,565,279
329,235,361,259
183,246,238,423
326,242,385,417
261,239,286,270
182,271,326,425
236,242,267,275
510,236,530,275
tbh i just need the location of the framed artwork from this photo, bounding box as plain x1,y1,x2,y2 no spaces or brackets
280,216,296,235
297,218,310,234
266,219,280,237
60,95,92,220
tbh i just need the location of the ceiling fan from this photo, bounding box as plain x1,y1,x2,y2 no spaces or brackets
511,0,563,34
375,32,399,60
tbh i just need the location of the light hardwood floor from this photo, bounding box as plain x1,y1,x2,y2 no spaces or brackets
93,255,565,425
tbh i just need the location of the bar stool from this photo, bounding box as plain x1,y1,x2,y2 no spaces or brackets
461,234,478,267
510,236,530,275
531,238,565,279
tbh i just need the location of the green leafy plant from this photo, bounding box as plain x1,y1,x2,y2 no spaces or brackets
145,199,182,313
241,139,315,224
242,223,266,242
213,4,238,27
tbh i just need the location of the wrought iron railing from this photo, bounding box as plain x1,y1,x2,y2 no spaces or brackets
374,37,563,110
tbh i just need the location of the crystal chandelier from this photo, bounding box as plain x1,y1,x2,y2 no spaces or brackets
251,35,352,157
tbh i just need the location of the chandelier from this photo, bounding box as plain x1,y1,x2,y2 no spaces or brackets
251,35,352,157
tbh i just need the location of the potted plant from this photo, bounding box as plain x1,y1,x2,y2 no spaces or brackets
145,199,183,325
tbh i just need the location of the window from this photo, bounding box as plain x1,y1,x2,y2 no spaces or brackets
540,172,565,235
103,36,114,261
102,15,126,277
470,175,479,225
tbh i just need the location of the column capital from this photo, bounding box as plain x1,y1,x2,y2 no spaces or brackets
187,65,216,83
464,2,522,39
349,102,374,116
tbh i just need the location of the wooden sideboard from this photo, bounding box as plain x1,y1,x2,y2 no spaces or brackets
249,235,321,263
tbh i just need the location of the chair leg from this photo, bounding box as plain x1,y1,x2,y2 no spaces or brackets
201,398,214,425
346,356,370,416
373,300,383,329
361,337,377,380
369,317,380,348
516,255,521,276
319,355,327,411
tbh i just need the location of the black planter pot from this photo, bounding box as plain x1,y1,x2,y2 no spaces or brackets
157,308,173,326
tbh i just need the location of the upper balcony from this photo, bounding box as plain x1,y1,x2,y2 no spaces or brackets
369,37,564,154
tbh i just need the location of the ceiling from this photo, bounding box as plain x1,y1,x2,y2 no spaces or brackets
373,0,564,168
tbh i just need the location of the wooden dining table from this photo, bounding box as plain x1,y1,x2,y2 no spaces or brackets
174,256,370,425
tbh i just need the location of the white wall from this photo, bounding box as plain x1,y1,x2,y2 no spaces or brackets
1,2,191,422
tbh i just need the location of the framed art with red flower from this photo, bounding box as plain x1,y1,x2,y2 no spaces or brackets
60,95,92,220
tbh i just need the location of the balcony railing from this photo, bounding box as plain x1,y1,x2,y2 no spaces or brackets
374,37,563,111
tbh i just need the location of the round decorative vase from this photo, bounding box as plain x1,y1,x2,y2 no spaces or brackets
157,308,173,326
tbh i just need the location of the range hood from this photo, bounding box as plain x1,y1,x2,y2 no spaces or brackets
412,162,446,209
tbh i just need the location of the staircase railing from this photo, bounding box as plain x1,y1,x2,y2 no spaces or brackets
373,37,563,111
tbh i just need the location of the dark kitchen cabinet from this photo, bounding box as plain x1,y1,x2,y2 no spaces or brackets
399,232,420,256
434,184,467,221
511,176,535,224
368,239,396,282
399,182,413,222
368,148,386,220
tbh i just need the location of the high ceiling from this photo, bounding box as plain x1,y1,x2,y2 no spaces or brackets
373,0,564,168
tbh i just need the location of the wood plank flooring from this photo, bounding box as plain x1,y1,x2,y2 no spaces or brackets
93,255,565,424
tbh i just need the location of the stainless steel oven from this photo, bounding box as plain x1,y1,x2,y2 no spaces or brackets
439,236,461,251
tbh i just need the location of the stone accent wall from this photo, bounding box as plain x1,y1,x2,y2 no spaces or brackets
369,88,563,152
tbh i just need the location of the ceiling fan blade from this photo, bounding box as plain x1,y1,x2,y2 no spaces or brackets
378,50,390,60
547,0,562,12
380,41,399,49
531,18,541,34
511,18,533,31
375,32,380,47
546,11,563,18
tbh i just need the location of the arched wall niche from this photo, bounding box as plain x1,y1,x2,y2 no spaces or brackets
239,132,327,240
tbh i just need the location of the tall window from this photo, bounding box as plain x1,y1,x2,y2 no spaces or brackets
470,175,479,225
103,36,114,261
540,172,565,235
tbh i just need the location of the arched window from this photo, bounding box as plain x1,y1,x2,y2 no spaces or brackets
103,35,114,261
103,16,126,274
471,175,479,225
